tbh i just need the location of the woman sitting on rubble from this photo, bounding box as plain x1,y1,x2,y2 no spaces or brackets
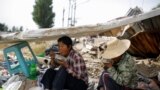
97,38,160,90
54,35,88,90
42,35,88,90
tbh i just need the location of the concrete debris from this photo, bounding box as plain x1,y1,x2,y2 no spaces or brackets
135,59,160,78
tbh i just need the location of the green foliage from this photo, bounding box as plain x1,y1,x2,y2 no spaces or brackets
11,26,23,32
12,26,16,32
0,23,8,32
0,23,23,32
32,0,55,28
19,26,23,31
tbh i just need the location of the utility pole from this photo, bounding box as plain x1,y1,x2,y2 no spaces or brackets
68,0,71,27
67,0,76,27
62,8,65,27
70,4,73,26
72,0,77,26
67,0,90,27
73,0,76,26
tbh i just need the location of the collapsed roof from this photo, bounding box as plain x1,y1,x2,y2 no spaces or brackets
0,8,160,44
1,8,160,58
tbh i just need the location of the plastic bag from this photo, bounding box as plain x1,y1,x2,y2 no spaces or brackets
6,81,22,90
29,86,43,90
2,75,20,90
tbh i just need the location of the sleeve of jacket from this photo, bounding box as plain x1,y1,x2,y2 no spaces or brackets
107,56,136,87
67,55,85,79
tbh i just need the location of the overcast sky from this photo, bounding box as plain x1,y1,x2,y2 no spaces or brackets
0,0,160,30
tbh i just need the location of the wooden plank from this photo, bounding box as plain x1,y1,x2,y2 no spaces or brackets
128,31,160,58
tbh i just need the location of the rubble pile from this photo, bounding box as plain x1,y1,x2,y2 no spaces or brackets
83,53,103,79
73,37,108,80
0,36,160,89
135,58,160,78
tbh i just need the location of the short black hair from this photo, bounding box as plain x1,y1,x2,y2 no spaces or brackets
58,35,72,47
45,45,58,55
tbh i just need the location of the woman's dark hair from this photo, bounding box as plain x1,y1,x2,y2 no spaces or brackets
45,45,58,55
58,35,73,47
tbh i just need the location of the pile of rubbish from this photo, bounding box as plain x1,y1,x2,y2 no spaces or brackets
0,36,160,90
135,54,160,78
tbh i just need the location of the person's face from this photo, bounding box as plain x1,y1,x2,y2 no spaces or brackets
103,55,122,68
58,41,71,57
112,55,122,63
49,50,55,59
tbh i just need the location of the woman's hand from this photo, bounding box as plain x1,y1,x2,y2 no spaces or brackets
137,82,147,89
57,60,68,68
137,80,160,90
104,60,114,68
148,79,160,90
99,87,104,90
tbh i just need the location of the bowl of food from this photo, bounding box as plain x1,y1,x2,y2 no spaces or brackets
55,54,67,62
